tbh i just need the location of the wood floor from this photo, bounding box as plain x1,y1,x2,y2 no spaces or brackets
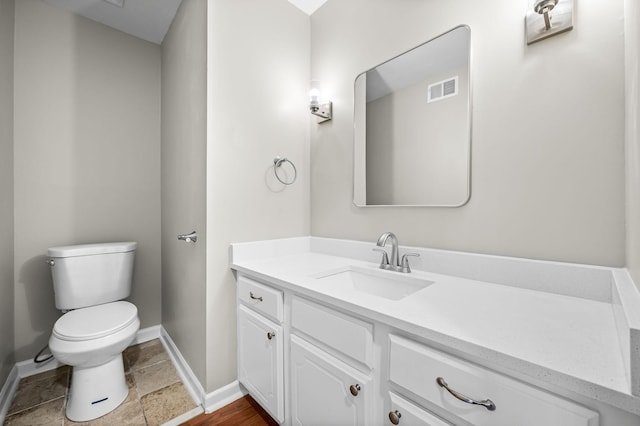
182,395,279,426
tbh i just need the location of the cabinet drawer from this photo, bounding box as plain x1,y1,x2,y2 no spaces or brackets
238,275,283,323
389,335,598,426
291,296,373,370
387,392,453,426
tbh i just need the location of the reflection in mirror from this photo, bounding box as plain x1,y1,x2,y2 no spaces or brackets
354,26,471,207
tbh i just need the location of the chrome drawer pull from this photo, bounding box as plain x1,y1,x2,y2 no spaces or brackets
388,410,402,425
249,292,263,302
436,377,496,411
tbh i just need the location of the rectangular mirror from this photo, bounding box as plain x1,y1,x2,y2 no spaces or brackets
354,25,471,207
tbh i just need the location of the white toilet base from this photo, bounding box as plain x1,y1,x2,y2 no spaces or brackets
65,355,129,422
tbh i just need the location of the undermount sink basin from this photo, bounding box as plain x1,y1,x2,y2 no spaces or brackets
313,266,433,300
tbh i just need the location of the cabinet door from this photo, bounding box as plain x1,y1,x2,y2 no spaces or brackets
238,304,284,423
290,335,372,426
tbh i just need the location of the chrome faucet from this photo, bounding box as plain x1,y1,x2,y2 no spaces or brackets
374,232,419,273
376,232,400,270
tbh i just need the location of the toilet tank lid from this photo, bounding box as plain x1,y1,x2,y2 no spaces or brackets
48,242,137,258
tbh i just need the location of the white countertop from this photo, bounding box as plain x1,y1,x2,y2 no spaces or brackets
230,237,640,415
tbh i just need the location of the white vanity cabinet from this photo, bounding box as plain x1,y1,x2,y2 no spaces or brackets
387,334,599,426
237,276,284,423
235,272,630,426
231,239,640,426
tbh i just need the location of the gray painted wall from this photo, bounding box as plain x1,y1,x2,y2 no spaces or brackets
205,0,310,391
13,0,162,361
161,0,208,388
160,0,310,393
310,0,626,267
625,0,640,287
0,0,14,385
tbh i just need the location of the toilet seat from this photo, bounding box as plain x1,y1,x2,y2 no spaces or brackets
53,301,138,342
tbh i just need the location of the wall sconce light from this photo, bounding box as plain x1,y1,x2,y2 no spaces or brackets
309,82,332,123
526,0,573,45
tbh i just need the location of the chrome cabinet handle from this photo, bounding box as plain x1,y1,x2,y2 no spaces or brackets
267,331,276,340
249,292,263,302
177,231,197,243
349,384,361,396
388,410,402,425
436,377,496,411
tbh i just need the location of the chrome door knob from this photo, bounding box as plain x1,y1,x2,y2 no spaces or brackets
177,231,197,243
349,384,361,396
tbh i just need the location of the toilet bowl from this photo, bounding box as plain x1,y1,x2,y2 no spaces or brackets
49,301,140,421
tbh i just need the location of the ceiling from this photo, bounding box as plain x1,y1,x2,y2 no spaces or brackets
43,0,182,44
43,0,328,45
288,0,327,15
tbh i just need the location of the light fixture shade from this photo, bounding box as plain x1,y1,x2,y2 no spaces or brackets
309,81,331,123
309,88,320,106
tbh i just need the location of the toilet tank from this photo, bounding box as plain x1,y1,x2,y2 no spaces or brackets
47,242,137,310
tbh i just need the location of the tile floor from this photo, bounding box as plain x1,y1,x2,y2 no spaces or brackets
3,339,199,426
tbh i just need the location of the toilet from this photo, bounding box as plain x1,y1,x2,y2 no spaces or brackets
47,242,140,422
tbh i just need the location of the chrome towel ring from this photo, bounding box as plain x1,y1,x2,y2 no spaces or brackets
273,156,297,185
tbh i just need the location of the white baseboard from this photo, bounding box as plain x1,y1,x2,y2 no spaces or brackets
159,327,206,405
161,406,204,426
131,324,161,346
203,381,246,414
16,356,64,380
0,365,19,425
159,326,246,413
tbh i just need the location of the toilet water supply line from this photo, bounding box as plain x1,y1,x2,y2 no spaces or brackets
34,343,53,363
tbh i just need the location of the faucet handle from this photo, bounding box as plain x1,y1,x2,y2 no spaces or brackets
400,253,420,273
372,248,390,269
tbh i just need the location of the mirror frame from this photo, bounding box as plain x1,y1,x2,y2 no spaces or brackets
353,25,472,208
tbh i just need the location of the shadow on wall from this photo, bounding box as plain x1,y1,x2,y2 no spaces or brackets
16,255,61,361
1,352,14,379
